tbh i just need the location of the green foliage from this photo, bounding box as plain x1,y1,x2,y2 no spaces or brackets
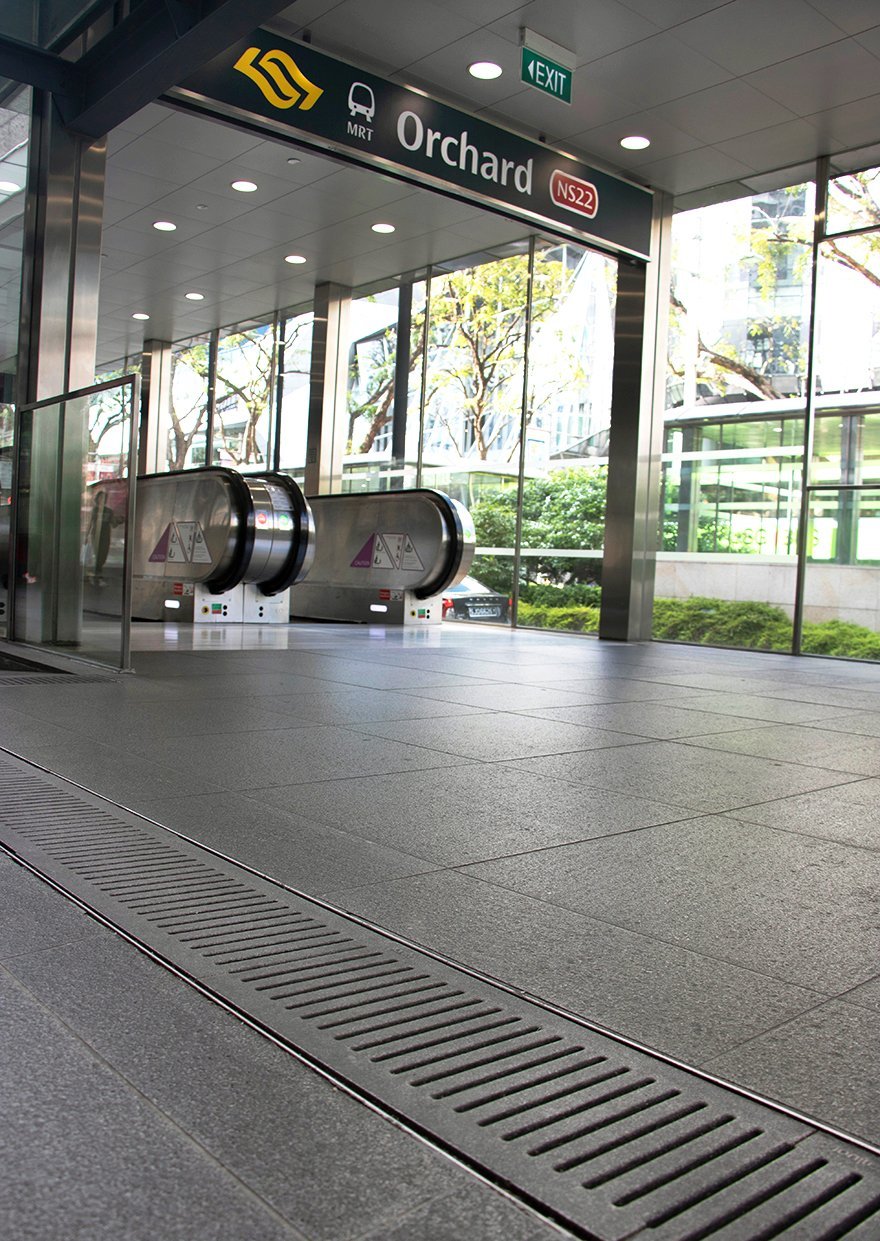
799,619,880,660
519,582,601,607
651,597,792,649
469,466,607,586
517,602,600,633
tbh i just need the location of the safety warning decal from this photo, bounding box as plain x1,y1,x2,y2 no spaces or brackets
149,521,212,565
351,532,424,571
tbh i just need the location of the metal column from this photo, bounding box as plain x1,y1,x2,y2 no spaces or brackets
305,282,351,495
599,194,673,642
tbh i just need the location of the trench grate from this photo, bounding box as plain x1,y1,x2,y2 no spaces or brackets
2,750,880,1241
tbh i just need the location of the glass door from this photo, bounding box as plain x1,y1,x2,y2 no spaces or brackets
12,376,139,669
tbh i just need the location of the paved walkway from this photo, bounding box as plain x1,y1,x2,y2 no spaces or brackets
3,623,880,1238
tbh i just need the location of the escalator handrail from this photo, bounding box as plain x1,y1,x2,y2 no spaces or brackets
253,473,315,596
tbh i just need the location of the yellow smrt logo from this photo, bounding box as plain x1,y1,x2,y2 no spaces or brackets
233,47,323,111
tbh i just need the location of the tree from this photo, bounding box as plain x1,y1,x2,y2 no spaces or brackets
424,251,582,461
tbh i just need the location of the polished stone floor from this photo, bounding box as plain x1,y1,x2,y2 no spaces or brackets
2,620,880,1238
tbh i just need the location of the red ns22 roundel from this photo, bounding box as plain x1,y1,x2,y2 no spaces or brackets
550,169,599,219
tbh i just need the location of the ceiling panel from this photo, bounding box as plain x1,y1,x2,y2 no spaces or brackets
745,40,880,113
674,0,846,75
94,0,880,365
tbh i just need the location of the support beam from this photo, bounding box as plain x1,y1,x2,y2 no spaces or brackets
60,0,299,138
305,283,351,496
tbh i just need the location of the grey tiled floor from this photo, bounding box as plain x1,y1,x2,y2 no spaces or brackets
3,621,880,1238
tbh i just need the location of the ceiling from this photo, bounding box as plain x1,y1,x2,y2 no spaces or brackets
33,0,880,365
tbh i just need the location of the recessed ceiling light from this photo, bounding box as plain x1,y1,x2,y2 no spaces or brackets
153,219,176,231
284,254,307,264
0,179,21,194
620,135,651,150
185,291,205,301
195,203,208,210
132,312,150,321
468,61,502,80
371,222,395,234
231,179,258,192
287,157,301,166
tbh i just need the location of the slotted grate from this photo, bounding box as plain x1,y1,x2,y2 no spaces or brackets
0,673,119,686
2,750,879,1241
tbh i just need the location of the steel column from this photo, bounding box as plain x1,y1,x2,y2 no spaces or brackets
305,282,351,495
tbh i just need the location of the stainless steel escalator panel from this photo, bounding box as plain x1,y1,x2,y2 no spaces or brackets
291,489,475,623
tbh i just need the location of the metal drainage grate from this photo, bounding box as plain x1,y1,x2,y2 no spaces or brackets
2,751,879,1241
0,673,119,687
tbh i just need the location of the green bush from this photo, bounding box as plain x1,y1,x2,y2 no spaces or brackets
799,619,880,659
651,597,793,650
517,602,600,633
519,582,602,608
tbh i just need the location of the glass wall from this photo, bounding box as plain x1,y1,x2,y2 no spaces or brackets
0,86,31,638
517,241,617,634
658,164,880,659
142,239,619,632
213,320,276,468
277,310,313,484
656,183,815,652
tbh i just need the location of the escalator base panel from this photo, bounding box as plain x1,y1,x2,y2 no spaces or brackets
2,749,879,1241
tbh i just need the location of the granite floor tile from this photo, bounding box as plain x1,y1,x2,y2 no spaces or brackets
126,724,473,791
508,739,859,813
350,712,648,762
729,777,880,850
16,737,222,802
325,869,824,1064
703,1000,880,1147
247,765,689,865
356,1182,566,1241
0,853,106,961
514,699,775,739
0,966,309,1241
681,722,880,775
629,690,855,725
461,815,880,992
840,975,880,1014
140,790,435,889
262,685,490,724
3,926,521,1241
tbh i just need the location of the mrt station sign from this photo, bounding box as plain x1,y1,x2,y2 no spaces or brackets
171,31,653,261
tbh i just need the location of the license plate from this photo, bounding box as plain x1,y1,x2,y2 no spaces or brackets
470,606,500,617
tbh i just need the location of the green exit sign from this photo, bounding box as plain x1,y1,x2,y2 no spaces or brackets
521,46,572,104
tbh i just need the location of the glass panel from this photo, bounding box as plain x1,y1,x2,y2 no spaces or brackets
165,336,210,471
424,251,529,626
12,378,136,669
342,282,429,494
656,183,814,651
277,310,313,482
826,166,880,236
213,322,275,469
802,488,880,659
517,241,616,634
0,88,31,637
812,234,880,486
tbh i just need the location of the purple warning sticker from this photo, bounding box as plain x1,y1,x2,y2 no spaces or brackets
149,523,172,562
351,534,375,568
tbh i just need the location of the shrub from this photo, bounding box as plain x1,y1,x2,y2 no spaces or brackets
651,597,792,650
517,602,600,633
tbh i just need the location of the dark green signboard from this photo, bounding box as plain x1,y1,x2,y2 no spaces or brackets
171,33,652,260
521,47,572,104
